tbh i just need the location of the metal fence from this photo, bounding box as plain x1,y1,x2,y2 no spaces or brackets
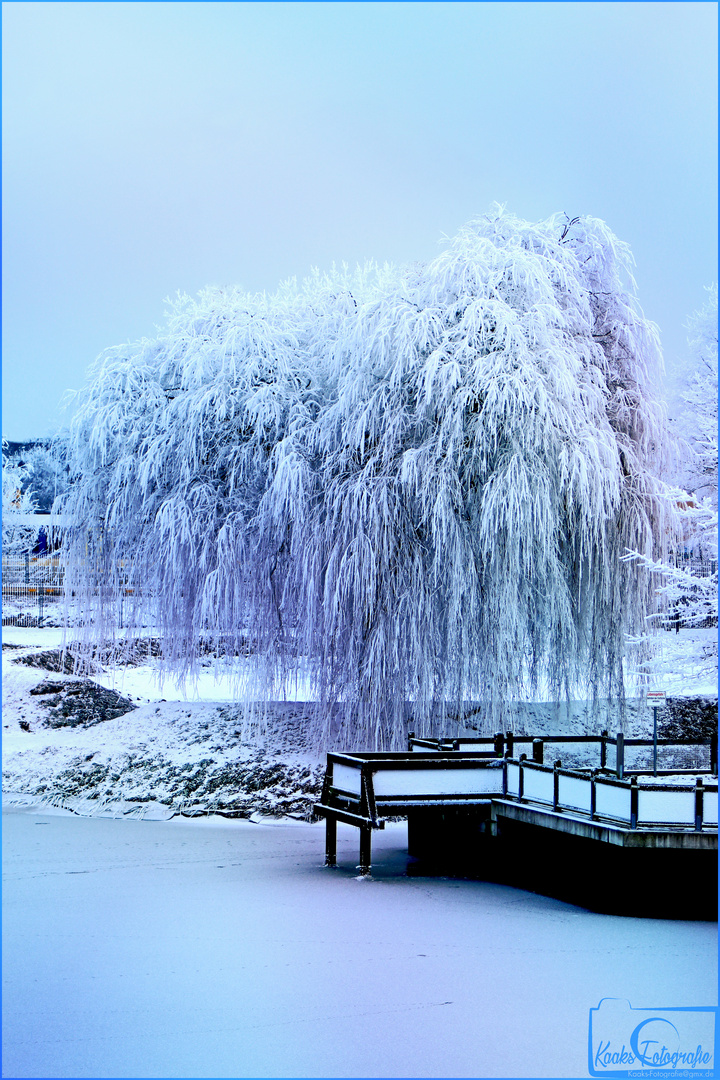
2,554,65,626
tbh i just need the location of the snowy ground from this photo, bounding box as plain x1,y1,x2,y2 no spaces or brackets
3,805,717,1080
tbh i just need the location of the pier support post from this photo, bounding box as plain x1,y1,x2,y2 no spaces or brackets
325,816,337,866
359,825,372,876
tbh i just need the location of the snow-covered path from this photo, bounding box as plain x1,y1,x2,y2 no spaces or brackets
3,808,716,1079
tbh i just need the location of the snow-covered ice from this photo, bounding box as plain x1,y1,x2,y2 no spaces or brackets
3,806,717,1080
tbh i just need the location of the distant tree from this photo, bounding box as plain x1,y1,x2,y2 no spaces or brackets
623,284,717,670
680,284,718,512
60,208,673,747
23,435,70,513
2,436,70,513
2,440,38,553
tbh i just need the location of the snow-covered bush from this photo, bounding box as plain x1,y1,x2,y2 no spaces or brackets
60,209,672,747
2,440,38,553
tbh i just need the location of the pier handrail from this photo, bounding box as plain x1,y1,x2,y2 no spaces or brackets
408,730,718,777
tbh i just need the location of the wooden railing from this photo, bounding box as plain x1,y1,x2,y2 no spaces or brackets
409,730,718,778
315,750,718,874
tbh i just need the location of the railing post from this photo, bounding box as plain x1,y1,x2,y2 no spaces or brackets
518,753,526,801
600,729,608,770
695,778,704,832
590,771,597,820
38,587,44,629
408,730,415,751
505,730,514,758
630,777,638,828
24,551,30,585
494,731,504,757
532,738,544,765
616,732,624,779
711,733,717,776
553,760,562,811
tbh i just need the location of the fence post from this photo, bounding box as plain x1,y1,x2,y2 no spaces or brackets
711,734,717,776
493,731,504,757
532,738,543,765
630,777,638,828
616,732,624,779
408,730,414,751
553,760,562,811
600,730,608,770
652,706,659,776
518,754,526,801
695,778,704,832
38,588,44,629
505,730,514,758
590,772,597,820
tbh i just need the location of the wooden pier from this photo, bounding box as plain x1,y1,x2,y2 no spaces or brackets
314,735,718,918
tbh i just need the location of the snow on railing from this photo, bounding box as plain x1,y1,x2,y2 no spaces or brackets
322,751,719,832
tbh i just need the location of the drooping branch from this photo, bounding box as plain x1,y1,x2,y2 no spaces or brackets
59,208,674,748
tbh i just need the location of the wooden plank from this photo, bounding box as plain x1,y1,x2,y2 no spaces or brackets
313,803,384,830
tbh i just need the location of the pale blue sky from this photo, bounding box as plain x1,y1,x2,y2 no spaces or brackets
3,1,717,440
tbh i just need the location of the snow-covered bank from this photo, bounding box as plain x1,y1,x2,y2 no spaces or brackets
3,624,717,817
3,807,716,1079
2,625,326,818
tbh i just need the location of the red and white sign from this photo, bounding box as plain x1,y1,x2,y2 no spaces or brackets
646,690,667,701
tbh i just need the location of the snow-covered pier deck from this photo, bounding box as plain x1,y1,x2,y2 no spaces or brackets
314,740,718,917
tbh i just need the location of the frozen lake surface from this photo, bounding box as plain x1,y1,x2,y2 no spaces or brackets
2,807,716,1078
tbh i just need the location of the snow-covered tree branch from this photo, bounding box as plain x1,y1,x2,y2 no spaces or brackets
59,209,674,747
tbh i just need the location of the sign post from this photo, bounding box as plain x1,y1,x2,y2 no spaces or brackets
647,691,667,775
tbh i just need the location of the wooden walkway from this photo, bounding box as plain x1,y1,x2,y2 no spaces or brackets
314,742,718,880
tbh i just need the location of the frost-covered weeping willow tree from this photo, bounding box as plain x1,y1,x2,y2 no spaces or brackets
60,208,673,747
